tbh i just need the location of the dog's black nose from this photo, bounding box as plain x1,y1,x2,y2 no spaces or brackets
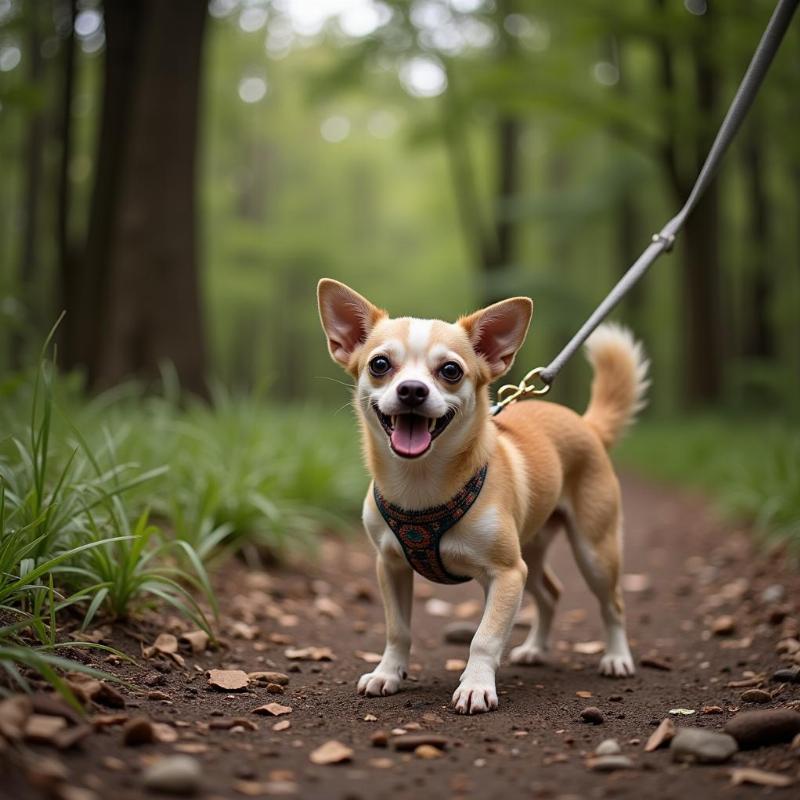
396,380,429,408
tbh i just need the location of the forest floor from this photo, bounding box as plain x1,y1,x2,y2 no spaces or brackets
3,474,800,800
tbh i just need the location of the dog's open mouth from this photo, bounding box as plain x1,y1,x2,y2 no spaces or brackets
372,405,456,459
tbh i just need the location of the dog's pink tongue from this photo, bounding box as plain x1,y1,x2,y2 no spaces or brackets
391,414,432,458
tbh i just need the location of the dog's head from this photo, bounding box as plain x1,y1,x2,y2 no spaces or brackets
317,279,532,460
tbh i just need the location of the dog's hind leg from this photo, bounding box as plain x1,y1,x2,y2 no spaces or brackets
563,491,634,678
509,521,562,665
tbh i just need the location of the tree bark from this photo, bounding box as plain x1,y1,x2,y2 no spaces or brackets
73,0,208,395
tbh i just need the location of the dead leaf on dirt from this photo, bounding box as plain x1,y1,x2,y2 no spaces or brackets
621,574,651,593
314,597,342,618
207,669,250,692
248,671,289,686
24,714,67,745
644,718,675,752
284,647,335,662
180,630,210,653
0,695,32,739
273,720,291,732
720,637,753,650
309,740,353,765
174,742,209,754
445,659,466,672
355,651,382,664
730,768,794,788
234,780,299,797
69,626,111,644
576,691,593,699
668,708,696,716
701,706,723,715
91,713,128,729
151,723,178,743
230,621,259,640
726,674,765,689
573,641,605,655
252,703,292,717
143,633,185,666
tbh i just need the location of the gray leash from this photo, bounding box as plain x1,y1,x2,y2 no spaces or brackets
492,0,799,415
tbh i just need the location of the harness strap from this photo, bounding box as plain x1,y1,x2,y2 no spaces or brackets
373,465,488,585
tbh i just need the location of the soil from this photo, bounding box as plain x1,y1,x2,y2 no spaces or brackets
3,474,800,799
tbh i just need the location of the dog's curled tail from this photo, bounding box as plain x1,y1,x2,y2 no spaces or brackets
583,323,650,449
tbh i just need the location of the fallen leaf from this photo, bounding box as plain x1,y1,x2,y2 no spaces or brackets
701,706,723,715
284,647,335,662
248,671,289,686
207,669,250,691
730,768,794,788
234,780,299,796
309,740,353,765
230,621,259,640
644,718,675,752
355,651,382,664
0,696,32,739
23,714,67,744
180,630,210,654
573,641,605,655
314,597,342,618
445,659,466,672
668,708,696,716
576,691,592,699
143,632,179,657
252,703,292,717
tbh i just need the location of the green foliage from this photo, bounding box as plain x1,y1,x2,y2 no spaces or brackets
617,417,800,549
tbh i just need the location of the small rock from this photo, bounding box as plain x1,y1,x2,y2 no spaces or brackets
761,584,785,604
265,683,284,695
724,710,800,749
740,689,771,704
771,666,800,684
142,756,202,795
122,716,155,746
415,744,444,759
392,733,449,751
443,622,477,644
370,730,389,748
309,740,353,765
711,615,736,636
580,707,604,725
670,728,738,764
595,739,621,756
23,714,68,744
587,755,634,772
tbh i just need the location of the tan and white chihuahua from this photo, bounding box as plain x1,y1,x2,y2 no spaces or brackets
317,279,649,715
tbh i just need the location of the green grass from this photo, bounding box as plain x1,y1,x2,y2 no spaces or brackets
617,416,800,549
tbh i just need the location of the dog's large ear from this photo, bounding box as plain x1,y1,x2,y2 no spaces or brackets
460,297,533,380
317,279,385,370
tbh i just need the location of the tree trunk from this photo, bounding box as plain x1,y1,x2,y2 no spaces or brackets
73,0,208,395
14,6,45,367
742,119,773,359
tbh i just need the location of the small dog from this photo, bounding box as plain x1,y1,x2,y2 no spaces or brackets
317,279,649,715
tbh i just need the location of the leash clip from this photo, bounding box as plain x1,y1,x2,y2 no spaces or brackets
651,232,675,252
491,367,551,416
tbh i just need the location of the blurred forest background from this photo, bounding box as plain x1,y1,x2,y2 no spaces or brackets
0,0,798,548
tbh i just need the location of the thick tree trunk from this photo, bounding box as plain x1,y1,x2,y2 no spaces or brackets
73,0,208,395
742,120,773,359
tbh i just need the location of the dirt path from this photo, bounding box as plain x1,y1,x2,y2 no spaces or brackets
4,475,800,799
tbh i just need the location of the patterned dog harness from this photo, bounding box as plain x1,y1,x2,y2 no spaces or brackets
373,465,488,585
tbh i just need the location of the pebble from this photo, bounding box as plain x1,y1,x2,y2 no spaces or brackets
587,755,634,772
740,689,771,704
761,584,785,604
392,733,449,751
443,621,478,644
711,615,736,636
580,707,604,725
724,710,800,749
415,744,444,759
143,756,202,795
122,716,155,746
771,666,800,684
370,731,389,748
595,739,621,756
670,728,738,764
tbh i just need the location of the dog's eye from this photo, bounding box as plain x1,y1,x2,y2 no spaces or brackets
369,356,392,377
439,362,463,383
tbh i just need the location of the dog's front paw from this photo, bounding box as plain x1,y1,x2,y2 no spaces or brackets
357,668,404,697
509,643,548,666
599,651,635,678
452,676,498,715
